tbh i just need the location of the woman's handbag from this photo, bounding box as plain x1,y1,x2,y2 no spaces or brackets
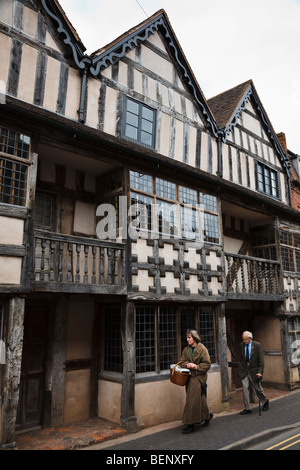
170,362,191,386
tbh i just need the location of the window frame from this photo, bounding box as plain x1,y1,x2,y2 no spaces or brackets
130,170,220,244
256,161,280,199
280,230,300,273
123,96,156,149
135,304,217,377
0,125,31,207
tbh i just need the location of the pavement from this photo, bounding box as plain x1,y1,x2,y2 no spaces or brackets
14,386,300,451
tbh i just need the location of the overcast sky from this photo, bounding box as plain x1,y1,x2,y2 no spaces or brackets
59,0,300,155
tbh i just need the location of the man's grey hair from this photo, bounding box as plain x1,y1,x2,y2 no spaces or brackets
243,331,253,339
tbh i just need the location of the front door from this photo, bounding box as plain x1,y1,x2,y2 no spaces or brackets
16,306,47,430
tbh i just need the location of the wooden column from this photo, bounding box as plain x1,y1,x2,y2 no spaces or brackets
120,301,137,433
0,297,25,449
216,302,230,411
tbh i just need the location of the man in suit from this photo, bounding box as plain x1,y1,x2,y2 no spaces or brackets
238,331,269,415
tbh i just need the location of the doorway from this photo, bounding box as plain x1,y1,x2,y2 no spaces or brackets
16,306,48,430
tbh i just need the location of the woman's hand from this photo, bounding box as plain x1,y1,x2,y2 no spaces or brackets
186,362,198,370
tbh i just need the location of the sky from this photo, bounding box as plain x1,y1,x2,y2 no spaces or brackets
59,0,300,155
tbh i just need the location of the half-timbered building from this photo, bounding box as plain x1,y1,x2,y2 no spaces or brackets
0,0,300,448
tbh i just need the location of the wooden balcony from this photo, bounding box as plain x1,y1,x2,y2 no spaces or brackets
225,252,283,300
32,230,126,295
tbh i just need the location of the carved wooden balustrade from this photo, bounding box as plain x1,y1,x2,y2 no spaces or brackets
32,230,126,294
225,252,283,299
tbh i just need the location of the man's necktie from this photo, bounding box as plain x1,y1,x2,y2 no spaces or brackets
246,344,250,362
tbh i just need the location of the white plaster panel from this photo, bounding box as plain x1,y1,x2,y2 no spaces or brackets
141,44,173,83
185,275,199,294
200,132,208,171
159,112,171,157
134,69,143,95
45,31,60,52
174,119,183,162
98,380,121,424
0,217,24,245
64,369,91,423
161,84,169,107
0,257,22,284
0,34,11,89
86,77,100,129
133,240,153,263
103,86,117,135
147,32,168,53
118,61,127,87
65,67,81,121
133,270,153,291
23,6,37,39
0,0,13,26
188,126,197,168
18,44,38,103
242,110,262,137
160,271,179,293
43,56,60,111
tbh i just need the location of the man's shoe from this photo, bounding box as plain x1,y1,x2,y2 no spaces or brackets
263,399,269,411
181,425,194,434
203,413,213,427
240,409,252,415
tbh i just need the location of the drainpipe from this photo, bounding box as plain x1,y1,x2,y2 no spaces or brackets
78,68,88,124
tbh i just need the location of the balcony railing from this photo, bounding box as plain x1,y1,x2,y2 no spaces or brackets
32,230,126,294
225,252,283,298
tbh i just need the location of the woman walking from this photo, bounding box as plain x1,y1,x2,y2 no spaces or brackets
179,329,212,434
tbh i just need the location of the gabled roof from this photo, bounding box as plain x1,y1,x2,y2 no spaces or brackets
42,1,219,137
90,9,219,136
208,80,252,130
41,0,88,69
208,79,291,173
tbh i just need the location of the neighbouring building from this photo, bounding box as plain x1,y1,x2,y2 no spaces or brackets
0,0,300,449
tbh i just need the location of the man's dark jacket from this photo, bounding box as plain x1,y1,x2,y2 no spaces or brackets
238,340,264,384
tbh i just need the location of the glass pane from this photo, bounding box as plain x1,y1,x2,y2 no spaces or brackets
127,99,139,115
136,307,155,373
159,307,177,370
126,112,139,127
125,124,138,140
141,118,153,134
142,107,154,121
141,131,152,147
181,206,198,240
179,186,197,205
104,308,123,373
156,178,176,200
201,212,219,243
130,171,153,193
199,306,216,363
156,200,178,237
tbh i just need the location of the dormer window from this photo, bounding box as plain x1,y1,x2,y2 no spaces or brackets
124,97,156,149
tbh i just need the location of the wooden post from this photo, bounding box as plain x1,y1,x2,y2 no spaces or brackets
120,301,137,433
216,303,230,411
0,297,25,449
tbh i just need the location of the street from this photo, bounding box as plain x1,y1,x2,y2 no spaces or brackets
84,390,300,451
246,427,300,450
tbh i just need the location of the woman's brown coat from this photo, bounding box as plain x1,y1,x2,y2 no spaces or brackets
179,342,211,425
